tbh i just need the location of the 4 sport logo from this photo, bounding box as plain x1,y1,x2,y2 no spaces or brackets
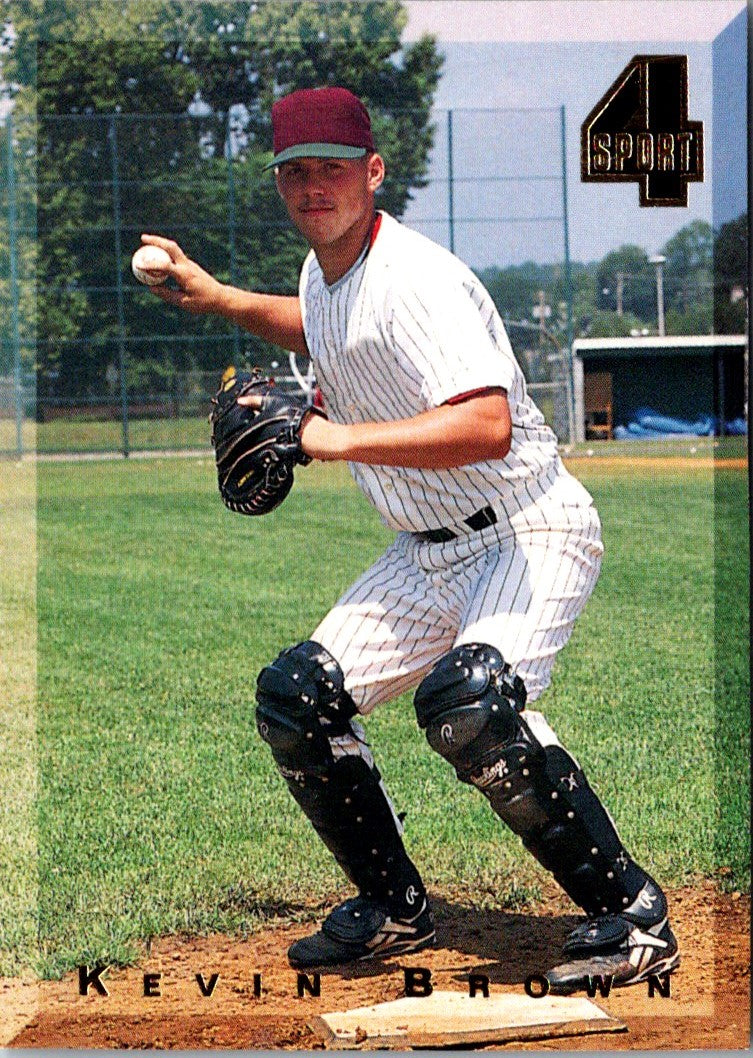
581,55,704,207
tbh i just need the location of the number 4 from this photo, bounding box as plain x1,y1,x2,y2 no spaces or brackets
581,55,704,207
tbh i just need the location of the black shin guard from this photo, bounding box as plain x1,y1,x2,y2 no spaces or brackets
256,641,425,918
482,738,665,922
415,644,665,923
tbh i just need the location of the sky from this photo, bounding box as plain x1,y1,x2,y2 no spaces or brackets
0,0,745,268
401,1,746,43
713,8,748,227
398,0,747,268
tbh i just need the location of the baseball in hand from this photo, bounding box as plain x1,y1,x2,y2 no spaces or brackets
131,245,172,286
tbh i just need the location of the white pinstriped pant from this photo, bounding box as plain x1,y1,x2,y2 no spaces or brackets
313,502,604,715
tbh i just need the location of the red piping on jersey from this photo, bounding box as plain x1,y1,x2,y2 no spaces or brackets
368,211,383,251
445,387,499,405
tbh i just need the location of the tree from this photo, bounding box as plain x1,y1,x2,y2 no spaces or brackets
586,310,646,339
595,245,655,321
477,260,600,343
660,219,713,329
550,262,597,336
586,224,716,337
32,38,203,396
476,262,556,323
714,213,748,334
664,304,714,336
0,115,36,381
662,218,713,277
133,1,443,218
2,1,442,396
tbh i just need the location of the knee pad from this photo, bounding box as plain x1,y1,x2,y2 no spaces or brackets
255,640,425,914
414,644,655,919
255,640,357,778
414,643,528,783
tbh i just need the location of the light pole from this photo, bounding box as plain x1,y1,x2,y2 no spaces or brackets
649,254,667,337
616,271,624,317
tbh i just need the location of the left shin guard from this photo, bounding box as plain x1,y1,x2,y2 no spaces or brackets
256,640,426,920
415,643,666,924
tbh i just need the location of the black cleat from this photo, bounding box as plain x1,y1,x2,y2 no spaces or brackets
287,895,435,969
546,913,680,994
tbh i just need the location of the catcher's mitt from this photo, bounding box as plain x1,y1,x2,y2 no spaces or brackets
210,367,318,516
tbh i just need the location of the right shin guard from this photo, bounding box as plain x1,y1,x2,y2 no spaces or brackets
255,641,425,918
415,644,665,924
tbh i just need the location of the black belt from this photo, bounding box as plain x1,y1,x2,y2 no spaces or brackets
421,505,497,543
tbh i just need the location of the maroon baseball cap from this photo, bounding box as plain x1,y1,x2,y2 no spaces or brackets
267,87,375,169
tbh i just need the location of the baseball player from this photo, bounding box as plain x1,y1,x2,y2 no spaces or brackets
143,86,679,992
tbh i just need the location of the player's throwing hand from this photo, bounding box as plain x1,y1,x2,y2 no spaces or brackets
138,234,227,315
136,234,308,353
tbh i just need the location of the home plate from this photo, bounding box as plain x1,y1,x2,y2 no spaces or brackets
311,989,625,1048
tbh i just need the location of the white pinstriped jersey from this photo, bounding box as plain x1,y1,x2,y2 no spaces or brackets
299,211,592,534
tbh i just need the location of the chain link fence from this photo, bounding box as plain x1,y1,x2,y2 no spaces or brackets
1,107,573,457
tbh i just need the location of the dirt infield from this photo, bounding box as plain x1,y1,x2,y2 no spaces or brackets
4,883,749,1051
563,455,747,472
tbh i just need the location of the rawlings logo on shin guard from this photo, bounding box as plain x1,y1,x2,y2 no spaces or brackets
472,756,511,788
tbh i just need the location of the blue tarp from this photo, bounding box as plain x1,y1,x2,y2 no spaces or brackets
638,413,714,436
614,424,683,440
726,417,748,436
611,407,747,440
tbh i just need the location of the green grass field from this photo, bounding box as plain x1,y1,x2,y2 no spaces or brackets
0,454,749,978
1,409,748,461
1,413,208,455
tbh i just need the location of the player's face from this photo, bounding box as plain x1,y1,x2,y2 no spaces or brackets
275,154,384,251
